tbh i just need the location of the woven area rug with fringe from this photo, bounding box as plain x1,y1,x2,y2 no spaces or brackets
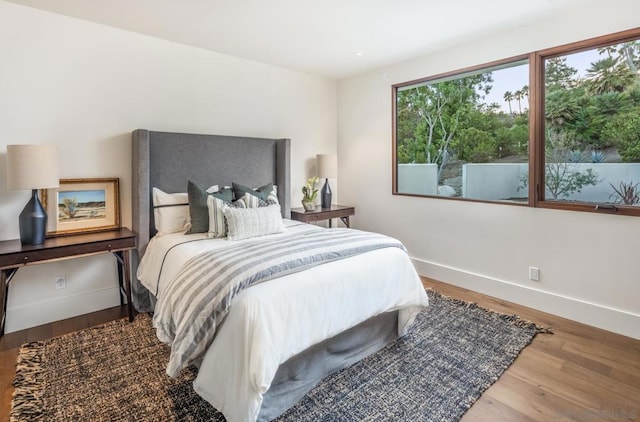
11,289,547,421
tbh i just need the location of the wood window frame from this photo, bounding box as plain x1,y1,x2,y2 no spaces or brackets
392,55,530,206
393,27,640,217
534,27,640,217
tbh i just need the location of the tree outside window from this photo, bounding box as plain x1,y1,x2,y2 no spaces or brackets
393,28,640,216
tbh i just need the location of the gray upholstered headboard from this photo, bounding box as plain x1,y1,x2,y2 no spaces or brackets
132,129,291,257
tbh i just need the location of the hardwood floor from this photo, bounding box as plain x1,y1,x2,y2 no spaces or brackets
422,279,640,422
0,279,638,421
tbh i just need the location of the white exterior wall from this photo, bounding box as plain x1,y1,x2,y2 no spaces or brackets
462,163,528,201
397,163,438,195
565,163,640,203
462,163,640,203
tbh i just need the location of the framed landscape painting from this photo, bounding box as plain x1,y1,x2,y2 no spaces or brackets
40,178,120,236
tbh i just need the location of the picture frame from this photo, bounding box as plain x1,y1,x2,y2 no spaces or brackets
40,178,120,237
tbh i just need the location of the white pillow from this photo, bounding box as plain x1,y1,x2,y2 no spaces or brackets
152,188,190,236
206,194,229,238
223,204,284,241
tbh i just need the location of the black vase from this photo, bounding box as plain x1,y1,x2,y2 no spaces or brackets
19,189,48,245
321,178,332,208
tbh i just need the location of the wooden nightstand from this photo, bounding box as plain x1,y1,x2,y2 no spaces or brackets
0,228,136,336
290,204,355,228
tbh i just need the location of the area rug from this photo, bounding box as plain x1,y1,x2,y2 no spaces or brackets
11,289,547,421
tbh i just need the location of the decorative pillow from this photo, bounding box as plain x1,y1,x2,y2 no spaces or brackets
233,192,269,209
223,204,284,241
206,194,231,238
267,185,279,205
152,188,190,236
232,182,279,205
187,181,233,234
232,182,271,200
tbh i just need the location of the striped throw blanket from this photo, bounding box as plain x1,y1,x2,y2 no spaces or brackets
153,228,407,377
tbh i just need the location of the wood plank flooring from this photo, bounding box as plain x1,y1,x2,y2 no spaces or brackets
423,279,640,422
0,279,638,421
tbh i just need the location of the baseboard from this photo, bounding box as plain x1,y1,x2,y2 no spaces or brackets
5,286,121,334
412,257,640,340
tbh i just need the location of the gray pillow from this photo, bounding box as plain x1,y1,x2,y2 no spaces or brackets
232,182,273,201
187,180,233,234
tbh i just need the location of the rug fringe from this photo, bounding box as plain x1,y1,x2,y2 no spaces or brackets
10,341,45,422
426,288,553,334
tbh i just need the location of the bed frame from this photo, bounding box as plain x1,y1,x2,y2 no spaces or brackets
130,129,397,421
132,129,290,256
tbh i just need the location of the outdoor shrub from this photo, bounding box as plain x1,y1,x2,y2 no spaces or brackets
609,180,640,205
602,112,640,162
567,150,584,162
590,150,605,163
520,148,601,199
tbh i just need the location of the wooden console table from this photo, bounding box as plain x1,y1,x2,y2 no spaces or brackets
0,228,136,336
291,204,355,228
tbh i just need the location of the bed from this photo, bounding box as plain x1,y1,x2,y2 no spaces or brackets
131,129,428,422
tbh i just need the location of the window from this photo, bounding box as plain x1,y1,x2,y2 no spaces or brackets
536,32,640,213
393,28,640,216
394,58,530,202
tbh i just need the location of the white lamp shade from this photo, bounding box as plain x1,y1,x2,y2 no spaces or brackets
316,153,337,179
6,144,59,190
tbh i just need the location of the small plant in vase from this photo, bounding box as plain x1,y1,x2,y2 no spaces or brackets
301,177,319,211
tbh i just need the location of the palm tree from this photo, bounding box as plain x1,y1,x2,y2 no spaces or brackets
597,41,639,74
545,89,580,145
597,45,618,60
503,91,514,115
514,89,523,114
521,85,529,112
586,57,635,94
617,41,640,74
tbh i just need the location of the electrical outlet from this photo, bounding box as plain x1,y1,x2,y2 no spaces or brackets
55,275,66,289
529,267,540,281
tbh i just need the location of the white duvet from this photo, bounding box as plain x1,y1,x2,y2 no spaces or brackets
137,220,428,422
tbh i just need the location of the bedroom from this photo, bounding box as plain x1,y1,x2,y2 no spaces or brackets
0,0,639,420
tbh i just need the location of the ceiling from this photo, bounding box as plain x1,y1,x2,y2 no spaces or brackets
7,0,583,79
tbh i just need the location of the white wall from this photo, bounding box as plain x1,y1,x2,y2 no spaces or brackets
0,1,337,332
338,1,640,339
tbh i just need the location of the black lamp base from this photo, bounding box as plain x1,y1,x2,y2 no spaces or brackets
321,178,332,208
19,189,48,245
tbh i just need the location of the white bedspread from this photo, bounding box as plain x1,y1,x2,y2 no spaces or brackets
137,220,428,422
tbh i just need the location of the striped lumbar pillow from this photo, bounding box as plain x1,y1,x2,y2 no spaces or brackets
223,204,284,241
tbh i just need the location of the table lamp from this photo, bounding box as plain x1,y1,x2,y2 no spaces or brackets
316,153,337,209
6,144,59,245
